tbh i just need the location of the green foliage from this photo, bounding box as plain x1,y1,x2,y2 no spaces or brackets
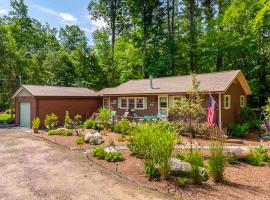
247,146,269,166
105,152,124,162
74,114,82,128
5,108,15,114
64,111,74,128
208,140,226,182
144,165,161,180
128,122,176,178
183,149,204,184
48,129,73,136
240,107,261,128
76,137,84,144
91,146,106,159
108,139,115,146
112,119,131,134
83,118,98,129
32,117,40,129
98,107,111,128
117,135,125,142
176,177,187,187
263,98,270,120
44,113,59,130
227,154,240,165
0,114,12,124
89,138,99,145
228,123,249,138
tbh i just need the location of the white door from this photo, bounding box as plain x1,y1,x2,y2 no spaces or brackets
158,96,168,117
20,102,31,127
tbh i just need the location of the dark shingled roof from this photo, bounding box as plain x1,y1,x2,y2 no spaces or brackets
14,85,98,97
98,70,252,95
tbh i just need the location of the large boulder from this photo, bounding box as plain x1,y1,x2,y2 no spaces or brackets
84,131,103,144
170,158,208,181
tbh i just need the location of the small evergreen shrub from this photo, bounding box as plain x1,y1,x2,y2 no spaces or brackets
228,123,249,138
183,149,204,184
91,147,106,159
112,119,132,134
247,146,268,166
83,118,97,129
32,117,40,129
48,129,73,136
208,140,226,182
105,152,124,162
44,113,58,130
76,137,84,144
176,177,187,186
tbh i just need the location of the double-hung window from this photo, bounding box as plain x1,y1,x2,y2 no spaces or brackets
136,98,144,109
120,98,127,109
224,95,231,109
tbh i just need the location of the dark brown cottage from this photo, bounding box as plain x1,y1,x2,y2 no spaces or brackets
99,70,252,128
13,85,101,127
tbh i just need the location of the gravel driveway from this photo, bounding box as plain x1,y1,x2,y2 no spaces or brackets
0,129,166,200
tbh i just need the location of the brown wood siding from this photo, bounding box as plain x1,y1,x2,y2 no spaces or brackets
36,97,101,127
221,80,245,127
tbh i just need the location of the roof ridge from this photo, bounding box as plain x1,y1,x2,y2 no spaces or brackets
22,84,90,89
127,69,240,82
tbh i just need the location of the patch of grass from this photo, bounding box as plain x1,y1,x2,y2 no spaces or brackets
0,113,12,124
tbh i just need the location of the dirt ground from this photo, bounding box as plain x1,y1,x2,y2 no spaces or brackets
0,130,167,200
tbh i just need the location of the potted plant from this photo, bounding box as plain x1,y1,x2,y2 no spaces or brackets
32,117,40,133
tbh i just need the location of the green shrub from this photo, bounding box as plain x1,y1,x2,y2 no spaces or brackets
64,111,74,128
247,146,268,166
208,140,226,182
128,122,176,178
83,118,97,129
117,135,125,142
175,153,184,161
227,153,240,165
32,117,40,129
112,119,132,134
176,177,187,186
98,107,111,128
228,123,249,138
144,164,161,180
183,149,204,184
5,108,15,114
44,113,58,130
48,129,73,136
240,107,262,129
91,146,106,159
0,114,12,124
263,97,270,120
74,114,82,128
89,138,99,145
76,137,84,144
105,152,124,162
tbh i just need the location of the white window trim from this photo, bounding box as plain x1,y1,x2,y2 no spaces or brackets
240,95,245,108
118,97,146,110
103,97,109,108
224,95,231,109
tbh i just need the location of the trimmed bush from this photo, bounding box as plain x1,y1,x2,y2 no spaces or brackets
91,147,106,159
112,119,132,134
183,149,204,184
105,152,124,162
228,123,249,138
48,129,73,136
247,146,268,166
83,118,98,129
44,113,58,130
76,137,84,144
208,140,226,182
0,114,12,124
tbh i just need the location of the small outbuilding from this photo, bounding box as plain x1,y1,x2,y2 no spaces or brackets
13,85,101,127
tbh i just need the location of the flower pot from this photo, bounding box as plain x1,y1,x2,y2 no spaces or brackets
33,128,39,134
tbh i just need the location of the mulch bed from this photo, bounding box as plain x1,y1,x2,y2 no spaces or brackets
34,129,270,199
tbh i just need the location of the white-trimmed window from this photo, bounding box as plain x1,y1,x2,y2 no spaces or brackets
129,98,135,110
240,95,245,107
103,98,109,108
120,98,128,109
136,98,144,109
224,95,231,109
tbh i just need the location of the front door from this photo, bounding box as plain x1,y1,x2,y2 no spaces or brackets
20,102,31,127
158,96,168,116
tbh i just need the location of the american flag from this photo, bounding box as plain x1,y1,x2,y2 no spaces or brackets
207,94,216,126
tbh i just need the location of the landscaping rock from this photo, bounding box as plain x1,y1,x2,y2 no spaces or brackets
84,132,103,144
105,146,117,153
170,158,208,181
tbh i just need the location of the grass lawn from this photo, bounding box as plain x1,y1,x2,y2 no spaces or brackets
0,113,12,124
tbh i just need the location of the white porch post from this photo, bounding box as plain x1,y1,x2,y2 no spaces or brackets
218,93,222,130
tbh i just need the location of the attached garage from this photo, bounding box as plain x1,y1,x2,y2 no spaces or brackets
13,85,101,128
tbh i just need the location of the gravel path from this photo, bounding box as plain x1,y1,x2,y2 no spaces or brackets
0,130,166,200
